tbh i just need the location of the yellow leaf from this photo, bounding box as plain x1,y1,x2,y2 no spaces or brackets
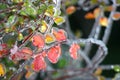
25,70,34,79
39,20,48,33
45,33,55,44
53,16,65,25
0,63,6,77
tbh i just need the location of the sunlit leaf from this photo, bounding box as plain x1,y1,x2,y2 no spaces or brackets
66,6,76,15
112,12,120,20
52,28,67,42
32,54,46,72
45,33,55,44
99,17,108,26
0,63,6,77
53,16,65,25
32,34,45,48
39,20,48,33
69,43,80,60
85,12,95,19
47,44,61,63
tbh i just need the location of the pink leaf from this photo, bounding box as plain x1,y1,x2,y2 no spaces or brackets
32,54,46,72
47,44,61,63
69,43,80,60
32,34,45,48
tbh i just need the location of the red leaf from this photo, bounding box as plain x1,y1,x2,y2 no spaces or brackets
10,47,33,61
0,43,8,58
32,54,46,72
47,44,61,63
52,28,67,42
69,43,80,60
32,34,45,48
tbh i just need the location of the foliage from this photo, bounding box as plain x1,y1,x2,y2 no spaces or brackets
0,0,120,80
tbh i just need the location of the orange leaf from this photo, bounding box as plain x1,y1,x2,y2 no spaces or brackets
52,28,67,42
69,43,80,60
112,12,120,20
0,63,6,77
85,12,95,19
99,17,108,26
93,8,100,18
47,44,61,63
66,6,76,15
32,34,45,48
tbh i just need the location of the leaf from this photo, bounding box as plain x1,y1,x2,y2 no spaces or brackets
32,54,46,72
0,43,8,58
99,17,108,27
18,33,24,41
52,28,67,42
66,6,76,15
10,47,33,61
0,63,6,77
112,12,120,20
53,16,65,25
11,0,23,3
69,43,80,60
39,20,48,33
93,8,101,18
25,70,34,79
38,4,47,14
104,5,114,12
45,5,54,17
85,12,95,19
54,8,61,16
21,47,33,55
113,65,120,72
45,33,55,44
47,44,61,63
32,34,45,48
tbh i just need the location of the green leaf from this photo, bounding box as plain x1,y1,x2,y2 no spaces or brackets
38,4,47,14
113,65,120,72
6,15,17,27
25,6,37,17
0,3,7,9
